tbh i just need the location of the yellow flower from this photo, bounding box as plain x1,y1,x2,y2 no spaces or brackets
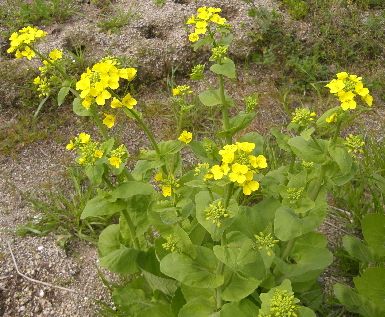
122,93,137,109
236,142,255,153
336,72,349,80
363,94,373,107
79,132,91,144
154,171,163,182
326,113,338,123
178,130,193,144
249,155,268,169
325,79,345,94
337,91,355,103
94,149,104,158
162,185,172,197
229,163,249,184
211,165,224,180
33,76,41,85
119,68,137,81
48,49,63,61
111,97,123,108
242,180,260,195
109,156,122,168
186,15,196,24
103,113,115,128
341,99,357,111
66,140,75,150
189,33,199,43
355,82,369,97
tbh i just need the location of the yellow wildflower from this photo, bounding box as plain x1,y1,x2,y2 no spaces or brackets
122,93,137,109
242,180,260,196
325,79,345,94
326,113,338,123
111,97,123,108
229,163,249,184
79,132,91,144
94,149,104,158
66,140,75,150
188,33,199,42
178,130,193,144
103,113,115,129
109,156,122,168
162,185,172,197
48,49,63,61
154,171,163,182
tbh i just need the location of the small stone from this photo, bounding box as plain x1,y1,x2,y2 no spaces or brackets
37,246,44,251
39,289,44,297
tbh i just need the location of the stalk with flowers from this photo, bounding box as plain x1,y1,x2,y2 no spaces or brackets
7,6,384,317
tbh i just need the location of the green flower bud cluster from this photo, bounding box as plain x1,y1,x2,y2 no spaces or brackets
194,163,210,176
162,234,180,252
259,290,299,317
286,187,304,204
255,232,279,256
210,45,228,63
344,134,365,156
291,108,316,127
205,200,229,227
190,64,205,80
244,93,259,113
301,161,314,168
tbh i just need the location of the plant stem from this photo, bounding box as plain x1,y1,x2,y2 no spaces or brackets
27,45,69,79
224,183,234,208
332,120,342,144
121,207,140,249
90,106,109,139
215,236,225,310
219,75,232,144
282,238,295,260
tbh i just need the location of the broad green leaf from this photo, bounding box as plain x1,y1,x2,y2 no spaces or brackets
210,57,236,79
181,284,214,302
141,270,178,296
328,145,352,175
274,233,333,284
271,128,292,153
158,140,185,157
131,160,163,181
362,213,385,258
274,205,326,241
98,224,120,256
85,164,104,185
354,267,385,309
218,111,256,137
57,86,70,106
72,97,91,116
342,235,373,263
81,194,125,219
160,246,224,289
334,283,383,317
99,247,139,274
300,127,315,141
110,181,155,200
221,271,261,301
220,299,259,317
298,307,317,317
178,297,216,317
288,136,328,163
213,231,266,279
199,89,234,107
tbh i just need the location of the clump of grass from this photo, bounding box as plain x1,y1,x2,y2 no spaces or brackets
97,10,138,33
154,0,166,7
282,0,309,20
17,167,110,249
0,0,77,33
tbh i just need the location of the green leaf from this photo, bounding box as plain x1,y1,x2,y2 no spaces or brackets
85,164,104,185
72,97,91,116
334,283,383,317
210,58,236,79
271,128,291,153
199,89,234,107
100,247,140,274
328,145,353,175
81,194,125,219
274,205,326,241
362,213,385,258
178,297,216,317
57,86,70,106
141,270,178,296
354,267,385,309
298,307,317,317
218,111,256,137
342,235,373,263
221,272,261,302
160,246,224,289
288,136,328,163
131,160,163,181
98,224,120,256
274,233,333,284
213,231,266,279
110,181,155,200
300,127,315,141
220,300,259,317
158,140,185,157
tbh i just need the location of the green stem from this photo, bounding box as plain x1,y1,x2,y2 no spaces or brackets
90,106,109,139
121,207,140,249
332,120,342,144
219,75,232,144
282,239,295,260
215,236,225,310
224,182,234,208
27,45,69,79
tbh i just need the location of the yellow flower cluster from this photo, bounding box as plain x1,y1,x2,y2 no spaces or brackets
259,290,299,317
7,26,47,60
186,7,227,43
254,232,279,256
291,108,316,127
66,133,104,166
205,200,229,227
172,85,192,97
325,72,373,111
32,49,64,98
205,142,267,195
154,172,180,197
76,57,137,128
178,130,193,144
344,134,365,156
108,144,128,169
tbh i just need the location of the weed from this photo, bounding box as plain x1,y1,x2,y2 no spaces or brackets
282,0,309,20
154,0,166,7
97,11,138,34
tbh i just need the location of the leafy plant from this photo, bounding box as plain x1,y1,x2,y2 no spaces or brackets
97,11,137,34
334,213,385,317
